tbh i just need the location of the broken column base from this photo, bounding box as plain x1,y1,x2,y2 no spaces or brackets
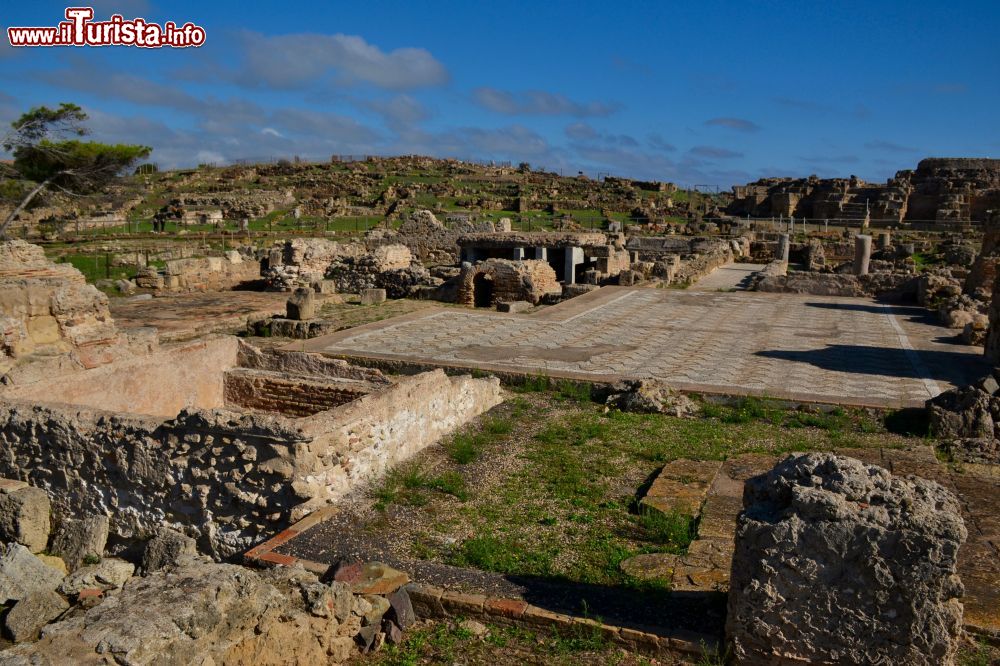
265,318,339,339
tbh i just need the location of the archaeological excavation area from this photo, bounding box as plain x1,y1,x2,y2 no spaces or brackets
0,155,998,664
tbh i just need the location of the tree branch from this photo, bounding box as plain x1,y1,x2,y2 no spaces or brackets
0,175,56,239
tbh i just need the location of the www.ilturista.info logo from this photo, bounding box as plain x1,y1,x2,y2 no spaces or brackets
7,7,206,48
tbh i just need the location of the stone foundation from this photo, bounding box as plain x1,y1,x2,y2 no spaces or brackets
0,338,503,558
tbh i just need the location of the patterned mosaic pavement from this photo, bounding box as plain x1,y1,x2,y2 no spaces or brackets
293,283,989,408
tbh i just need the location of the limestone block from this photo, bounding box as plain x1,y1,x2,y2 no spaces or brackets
0,480,50,553
50,514,110,572
4,589,68,642
496,301,531,313
286,288,316,321
360,288,387,305
0,543,64,604
727,453,966,665
59,558,135,595
311,279,337,294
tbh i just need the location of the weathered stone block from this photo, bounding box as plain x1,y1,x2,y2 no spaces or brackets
141,527,197,573
727,453,966,665
0,480,50,553
0,543,64,604
496,300,531,313
286,287,316,320
50,514,109,572
359,288,387,305
4,588,68,642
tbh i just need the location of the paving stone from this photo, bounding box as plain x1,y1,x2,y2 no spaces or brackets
619,553,677,582
640,459,721,517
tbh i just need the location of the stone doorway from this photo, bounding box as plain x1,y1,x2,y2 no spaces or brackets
473,272,495,307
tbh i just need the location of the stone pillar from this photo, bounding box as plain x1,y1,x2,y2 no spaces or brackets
878,231,891,250
564,246,584,284
854,234,872,275
777,234,790,263
512,247,525,261
533,247,547,261
727,453,966,666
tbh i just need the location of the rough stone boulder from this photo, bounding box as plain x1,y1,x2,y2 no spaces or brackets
3,589,68,642
727,453,967,666
604,379,699,417
59,558,135,596
0,557,354,664
927,372,1000,463
141,527,197,573
0,543,64,604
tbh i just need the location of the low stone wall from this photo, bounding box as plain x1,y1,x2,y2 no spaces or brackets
674,243,734,284
161,253,261,292
294,370,504,501
756,272,863,296
755,271,918,299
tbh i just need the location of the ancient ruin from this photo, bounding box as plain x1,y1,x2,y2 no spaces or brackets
1,146,998,663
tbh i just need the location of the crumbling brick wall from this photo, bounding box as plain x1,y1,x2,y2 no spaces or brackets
456,259,561,306
223,369,375,417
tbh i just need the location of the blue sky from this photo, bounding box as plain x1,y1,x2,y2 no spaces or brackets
2,0,998,188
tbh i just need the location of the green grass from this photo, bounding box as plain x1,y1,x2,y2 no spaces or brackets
370,387,915,590
443,415,514,464
369,620,627,666
957,639,999,666
638,508,697,551
373,468,469,510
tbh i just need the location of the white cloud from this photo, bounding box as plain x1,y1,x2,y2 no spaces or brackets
233,31,448,90
473,88,621,117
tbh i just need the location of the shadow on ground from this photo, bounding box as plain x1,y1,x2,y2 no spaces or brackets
754,344,988,385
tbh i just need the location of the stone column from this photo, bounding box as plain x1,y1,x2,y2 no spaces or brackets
564,246,584,284
777,234,790,263
878,232,891,251
533,247,547,261
512,247,525,261
854,234,872,275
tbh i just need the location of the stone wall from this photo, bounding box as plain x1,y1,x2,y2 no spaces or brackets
294,370,504,502
160,252,261,292
456,259,562,306
965,210,1000,298
673,240,735,284
755,271,918,300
